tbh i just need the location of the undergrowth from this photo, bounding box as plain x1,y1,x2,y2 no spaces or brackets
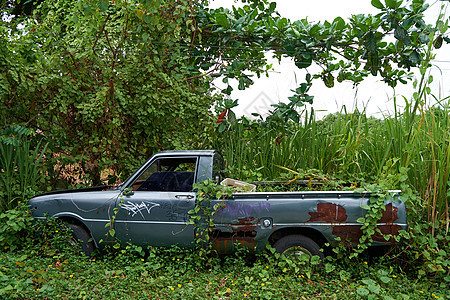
1,240,448,299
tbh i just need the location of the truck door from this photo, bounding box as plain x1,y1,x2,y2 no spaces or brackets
114,156,197,247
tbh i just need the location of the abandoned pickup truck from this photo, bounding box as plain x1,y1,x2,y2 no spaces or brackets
29,150,407,257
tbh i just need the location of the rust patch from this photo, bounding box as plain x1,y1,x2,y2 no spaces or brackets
332,224,402,244
211,217,260,254
308,203,348,223
378,203,398,223
211,228,257,254
332,225,362,243
212,236,256,254
231,217,259,232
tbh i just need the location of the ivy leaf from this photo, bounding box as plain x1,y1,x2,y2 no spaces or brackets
357,287,369,296
371,0,384,9
97,1,109,12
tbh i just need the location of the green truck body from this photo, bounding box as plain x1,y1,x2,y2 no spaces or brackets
29,150,407,256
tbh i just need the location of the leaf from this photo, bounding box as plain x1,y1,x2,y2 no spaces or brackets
294,53,313,69
385,0,401,9
215,12,228,28
143,14,152,24
137,10,144,20
371,0,384,9
332,17,345,31
238,78,245,90
362,279,376,285
322,73,334,88
365,31,377,52
367,284,381,294
434,36,443,49
419,34,429,44
409,50,421,65
357,287,369,296
394,26,407,41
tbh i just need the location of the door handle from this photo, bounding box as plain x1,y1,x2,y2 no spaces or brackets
175,194,195,200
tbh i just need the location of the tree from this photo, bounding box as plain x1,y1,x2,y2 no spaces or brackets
191,0,448,121
0,0,447,186
1,0,217,186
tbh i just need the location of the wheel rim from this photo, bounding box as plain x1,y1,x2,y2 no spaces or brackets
282,246,313,260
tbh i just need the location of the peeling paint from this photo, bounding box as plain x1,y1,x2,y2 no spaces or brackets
332,225,362,243
212,236,256,254
211,217,260,254
231,217,259,232
379,203,398,223
332,224,402,244
308,203,348,223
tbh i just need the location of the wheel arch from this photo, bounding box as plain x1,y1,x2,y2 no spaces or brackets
268,226,329,249
55,214,98,248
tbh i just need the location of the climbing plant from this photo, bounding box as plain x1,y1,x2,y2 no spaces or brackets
187,179,232,252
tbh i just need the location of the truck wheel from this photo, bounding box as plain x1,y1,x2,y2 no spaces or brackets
273,235,323,261
66,224,95,257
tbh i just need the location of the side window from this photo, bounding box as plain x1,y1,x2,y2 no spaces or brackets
132,157,197,192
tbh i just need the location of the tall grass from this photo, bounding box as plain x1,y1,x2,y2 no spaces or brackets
0,125,47,211
215,98,450,234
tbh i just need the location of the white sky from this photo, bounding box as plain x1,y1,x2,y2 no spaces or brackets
208,0,450,119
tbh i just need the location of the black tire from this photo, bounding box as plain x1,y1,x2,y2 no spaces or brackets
66,224,95,257
273,234,324,261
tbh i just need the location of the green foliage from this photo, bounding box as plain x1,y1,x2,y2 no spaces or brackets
99,187,133,249
1,0,217,187
195,0,443,97
2,0,447,188
0,202,33,252
0,244,448,299
187,179,232,252
0,125,47,211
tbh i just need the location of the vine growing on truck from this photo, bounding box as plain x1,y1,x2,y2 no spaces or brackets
186,179,232,253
